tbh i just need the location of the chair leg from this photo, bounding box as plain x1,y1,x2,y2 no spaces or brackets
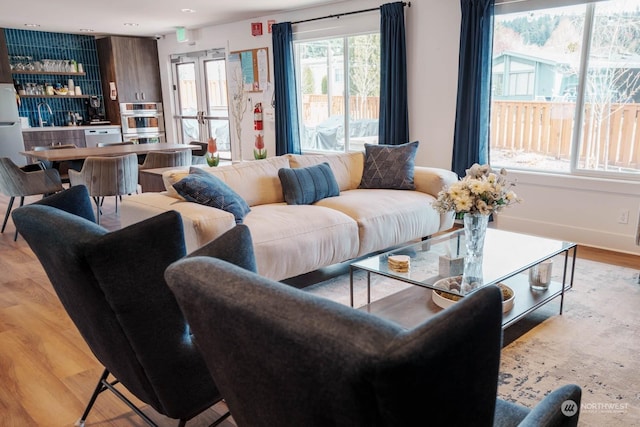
1,196,15,233
75,368,110,427
92,197,101,225
13,197,25,241
75,368,158,427
209,410,232,426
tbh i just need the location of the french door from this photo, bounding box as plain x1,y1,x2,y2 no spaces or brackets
172,49,231,159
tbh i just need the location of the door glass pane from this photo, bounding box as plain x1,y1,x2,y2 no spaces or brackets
577,0,640,174
204,59,231,159
176,62,200,142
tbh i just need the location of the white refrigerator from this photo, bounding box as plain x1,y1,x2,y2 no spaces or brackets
0,83,26,166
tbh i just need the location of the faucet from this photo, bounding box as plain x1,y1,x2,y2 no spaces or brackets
37,102,55,127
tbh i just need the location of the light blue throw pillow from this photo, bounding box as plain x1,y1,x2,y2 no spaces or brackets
278,162,340,205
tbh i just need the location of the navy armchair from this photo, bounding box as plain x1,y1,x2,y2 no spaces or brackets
12,185,256,426
166,257,582,427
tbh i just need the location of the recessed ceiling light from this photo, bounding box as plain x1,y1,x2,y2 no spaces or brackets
79,28,95,32
123,22,139,27
24,23,40,27
181,8,196,13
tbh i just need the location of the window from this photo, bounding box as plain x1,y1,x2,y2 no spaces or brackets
294,33,380,153
490,0,640,178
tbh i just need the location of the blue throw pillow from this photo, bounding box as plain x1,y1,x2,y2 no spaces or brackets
173,168,250,223
278,162,340,205
359,141,419,190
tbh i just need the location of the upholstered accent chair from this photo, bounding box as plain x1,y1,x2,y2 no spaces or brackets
139,150,192,170
0,157,63,240
12,186,257,426
166,258,582,427
68,153,139,224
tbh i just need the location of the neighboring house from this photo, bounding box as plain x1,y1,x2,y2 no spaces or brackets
493,50,640,103
491,51,576,101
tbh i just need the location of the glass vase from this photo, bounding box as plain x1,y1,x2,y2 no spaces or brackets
461,213,489,295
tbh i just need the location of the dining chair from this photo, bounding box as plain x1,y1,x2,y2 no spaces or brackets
138,150,192,170
189,141,209,165
0,157,64,240
32,143,83,183
68,153,139,224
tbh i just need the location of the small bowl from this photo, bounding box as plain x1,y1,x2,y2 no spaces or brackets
432,276,515,313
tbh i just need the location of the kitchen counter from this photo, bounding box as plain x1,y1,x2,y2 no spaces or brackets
22,125,121,132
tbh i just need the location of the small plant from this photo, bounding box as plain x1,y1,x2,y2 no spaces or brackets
253,134,267,160
206,137,220,167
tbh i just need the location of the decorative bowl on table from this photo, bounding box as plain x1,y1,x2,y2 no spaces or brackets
432,276,515,313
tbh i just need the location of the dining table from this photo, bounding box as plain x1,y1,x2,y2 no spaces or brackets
21,143,199,163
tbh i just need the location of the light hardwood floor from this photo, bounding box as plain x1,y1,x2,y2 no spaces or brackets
0,192,638,426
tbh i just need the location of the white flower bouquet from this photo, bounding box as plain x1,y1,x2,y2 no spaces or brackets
433,163,520,219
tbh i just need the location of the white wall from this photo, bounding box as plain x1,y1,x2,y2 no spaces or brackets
156,0,640,256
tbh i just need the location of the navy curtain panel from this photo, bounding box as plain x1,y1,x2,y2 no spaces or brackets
379,2,409,146
272,22,301,155
451,0,494,177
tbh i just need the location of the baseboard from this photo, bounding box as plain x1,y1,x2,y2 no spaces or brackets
495,215,640,256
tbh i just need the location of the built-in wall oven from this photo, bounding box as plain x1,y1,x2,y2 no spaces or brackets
120,102,165,143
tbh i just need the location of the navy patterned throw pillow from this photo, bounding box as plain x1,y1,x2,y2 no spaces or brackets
278,162,340,205
173,169,250,223
358,141,419,190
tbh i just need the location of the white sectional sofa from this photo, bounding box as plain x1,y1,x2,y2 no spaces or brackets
121,152,457,281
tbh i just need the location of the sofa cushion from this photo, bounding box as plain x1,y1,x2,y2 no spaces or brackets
242,204,360,281
278,162,340,205
198,157,290,206
316,188,440,256
173,168,250,224
359,141,419,190
163,169,191,200
121,192,236,253
163,157,290,206
286,152,364,191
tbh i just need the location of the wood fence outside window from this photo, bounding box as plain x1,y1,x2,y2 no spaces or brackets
491,100,640,170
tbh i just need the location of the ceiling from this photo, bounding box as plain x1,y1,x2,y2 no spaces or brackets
0,0,342,38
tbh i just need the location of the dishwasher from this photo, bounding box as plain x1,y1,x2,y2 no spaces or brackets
84,128,123,148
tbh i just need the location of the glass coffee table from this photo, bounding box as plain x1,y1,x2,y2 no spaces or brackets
349,228,577,328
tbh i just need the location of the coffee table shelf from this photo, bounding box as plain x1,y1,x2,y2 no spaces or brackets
350,228,577,329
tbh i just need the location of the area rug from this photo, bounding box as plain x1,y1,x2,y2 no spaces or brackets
303,258,640,426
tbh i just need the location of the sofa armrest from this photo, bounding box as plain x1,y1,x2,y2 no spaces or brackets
413,167,458,232
413,167,458,198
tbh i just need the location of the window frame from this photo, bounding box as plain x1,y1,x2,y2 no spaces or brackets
491,0,640,181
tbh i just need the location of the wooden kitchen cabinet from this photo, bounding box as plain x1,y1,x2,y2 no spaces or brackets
97,36,162,124
22,129,86,152
0,29,12,84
